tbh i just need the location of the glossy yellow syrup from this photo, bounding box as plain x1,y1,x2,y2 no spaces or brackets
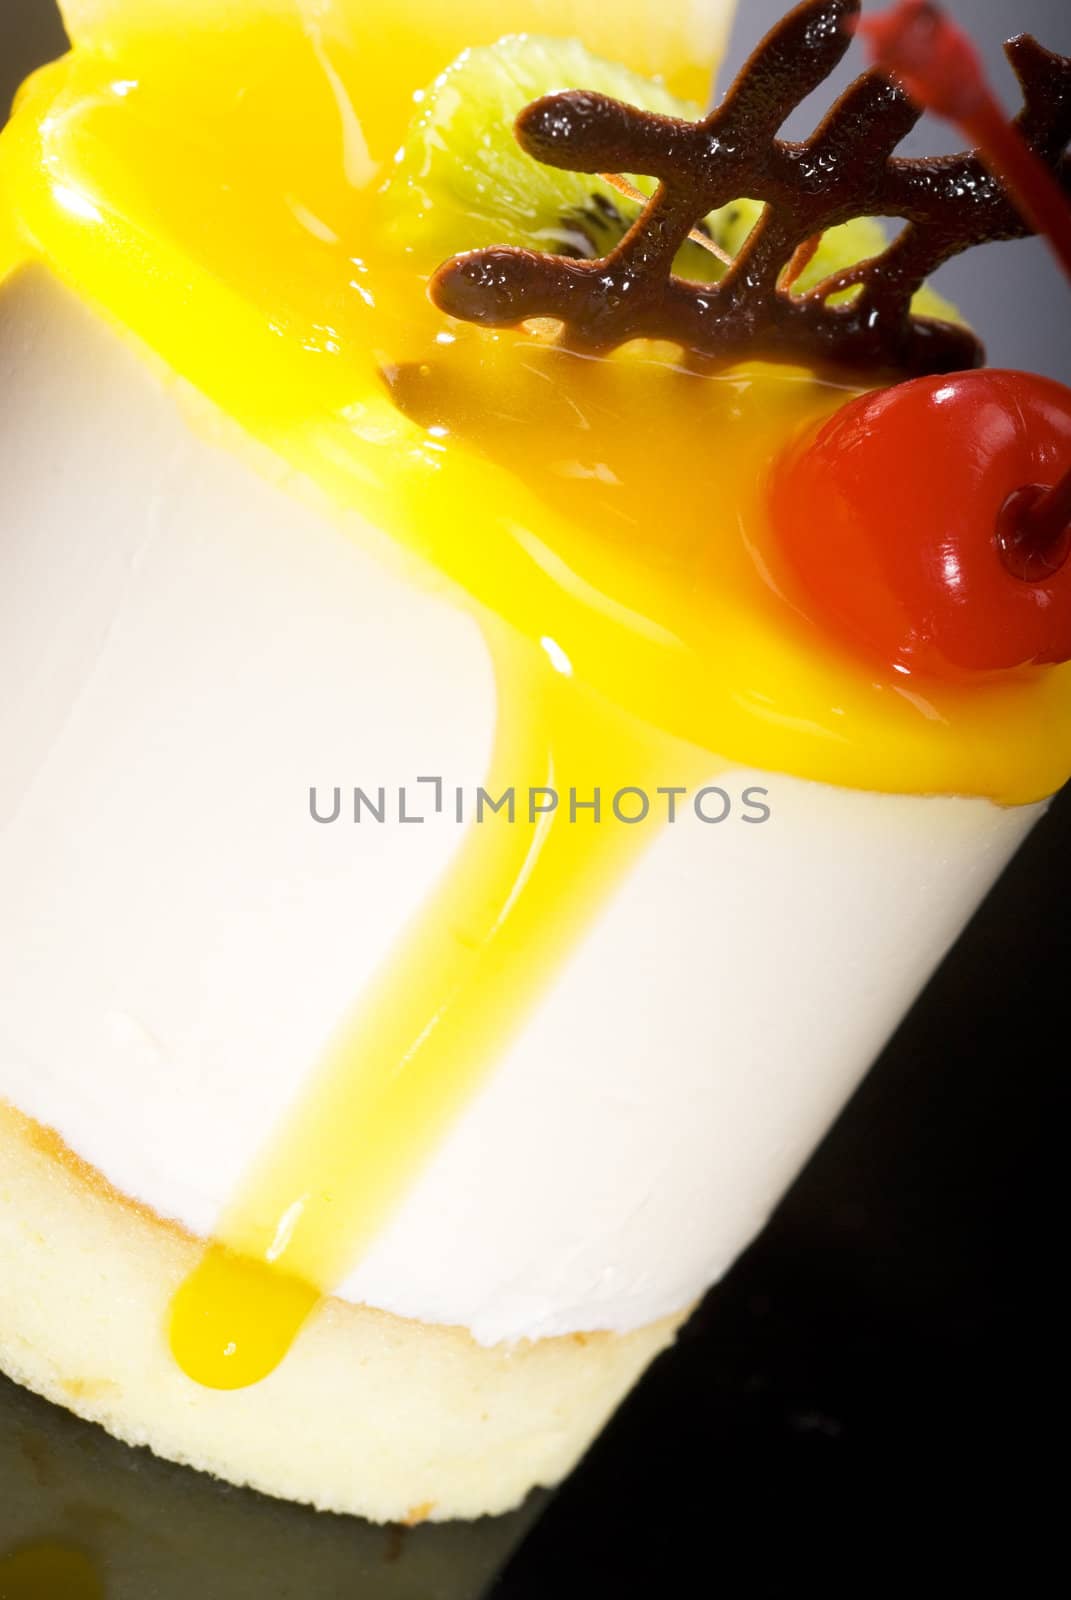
2,1,1070,1387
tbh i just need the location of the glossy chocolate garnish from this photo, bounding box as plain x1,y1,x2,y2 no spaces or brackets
430,0,1071,376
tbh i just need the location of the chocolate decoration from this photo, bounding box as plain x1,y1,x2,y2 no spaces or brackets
430,0,1071,377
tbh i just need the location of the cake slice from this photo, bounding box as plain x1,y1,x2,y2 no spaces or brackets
1,0,1069,1523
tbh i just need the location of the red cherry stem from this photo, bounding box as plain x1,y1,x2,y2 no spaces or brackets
957,98,1071,287
1022,472,1071,555
856,1,1071,278
858,1,1071,574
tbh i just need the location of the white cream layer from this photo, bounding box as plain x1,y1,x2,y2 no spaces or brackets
0,269,1042,1344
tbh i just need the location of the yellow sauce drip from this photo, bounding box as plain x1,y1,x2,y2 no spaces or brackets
2,1,1070,1388
172,633,709,1387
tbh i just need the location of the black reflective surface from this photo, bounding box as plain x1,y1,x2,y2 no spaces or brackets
0,1374,545,1599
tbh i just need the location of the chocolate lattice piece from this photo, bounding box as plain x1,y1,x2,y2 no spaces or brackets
430,0,1071,377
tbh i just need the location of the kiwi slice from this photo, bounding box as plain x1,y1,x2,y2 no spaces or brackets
385,35,962,323
716,202,890,295
716,200,961,321
382,34,714,271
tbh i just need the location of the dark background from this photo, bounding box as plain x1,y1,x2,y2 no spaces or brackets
0,3,1068,1595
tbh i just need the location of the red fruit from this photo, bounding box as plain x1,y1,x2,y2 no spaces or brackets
770,369,1071,679
856,0,988,126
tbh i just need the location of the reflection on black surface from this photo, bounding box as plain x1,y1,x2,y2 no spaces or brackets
0,1374,544,1600
0,1543,104,1600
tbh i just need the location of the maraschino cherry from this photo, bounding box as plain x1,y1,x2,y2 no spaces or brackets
773,371,1071,675
772,0,1071,680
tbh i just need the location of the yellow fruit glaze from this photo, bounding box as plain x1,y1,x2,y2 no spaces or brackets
2,0,1069,1388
